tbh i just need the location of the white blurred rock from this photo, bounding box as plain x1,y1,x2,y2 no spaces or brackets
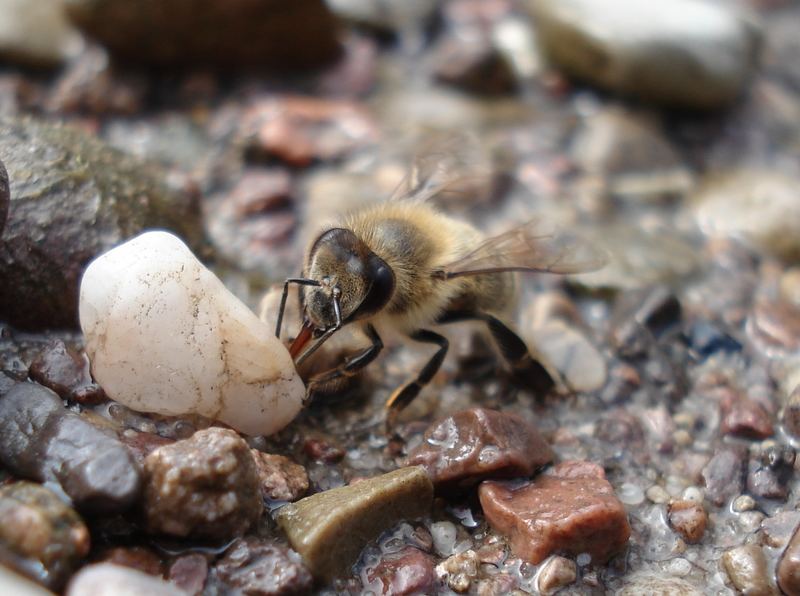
79,231,304,436
66,563,186,596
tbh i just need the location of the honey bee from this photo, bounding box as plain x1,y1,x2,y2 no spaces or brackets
275,141,606,427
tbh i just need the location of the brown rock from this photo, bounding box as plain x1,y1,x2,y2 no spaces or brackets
721,544,775,596
120,431,175,466
65,0,341,71
778,524,800,595
433,33,516,96
365,546,437,596
702,446,746,506
242,96,378,167
667,500,707,544
0,481,90,591
28,339,105,404
143,428,263,540
478,461,631,565
167,554,208,596
407,408,554,494
211,537,312,596
97,546,162,576
251,451,309,502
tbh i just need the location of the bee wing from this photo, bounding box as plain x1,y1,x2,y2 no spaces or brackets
388,132,491,204
433,221,608,279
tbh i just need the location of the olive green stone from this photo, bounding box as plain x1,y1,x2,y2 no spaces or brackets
276,466,433,580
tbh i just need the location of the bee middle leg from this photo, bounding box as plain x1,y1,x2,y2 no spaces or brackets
306,324,383,400
384,330,448,429
437,310,554,395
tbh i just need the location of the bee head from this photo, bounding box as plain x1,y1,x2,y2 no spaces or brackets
302,228,395,332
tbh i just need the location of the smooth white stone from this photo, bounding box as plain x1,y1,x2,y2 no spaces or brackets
79,231,304,436
67,564,186,596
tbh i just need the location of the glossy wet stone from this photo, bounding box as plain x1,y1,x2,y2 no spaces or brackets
276,466,433,580
142,428,263,540
667,500,707,544
406,408,553,494
537,556,577,595
528,0,761,109
436,549,480,593
702,446,746,506
721,544,775,596
28,340,104,404
364,546,437,596
719,388,774,440
479,461,631,565
0,481,90,590
778,523,800,595
66,563,186,596
0,382,142,513
65,0,340,71
0,115,202,330
251,451,309,502
209,537,312,596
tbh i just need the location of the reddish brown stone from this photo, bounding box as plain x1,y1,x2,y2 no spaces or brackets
168,554,208,596
407,408,554,494
28,339,105,404
242,96,378,166
303,437,345,463
719,388,774,439
478,461,631,565
667,500,707,544
98,546,162,576
366,547,437,596
251,451,309,502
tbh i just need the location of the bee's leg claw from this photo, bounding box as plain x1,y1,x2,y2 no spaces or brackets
383,329,449,432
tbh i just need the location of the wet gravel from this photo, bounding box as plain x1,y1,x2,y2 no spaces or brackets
3,0,800,594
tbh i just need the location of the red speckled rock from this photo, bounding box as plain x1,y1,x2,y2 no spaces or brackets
407,408,554,494
478,461,631,565
251,451,309,502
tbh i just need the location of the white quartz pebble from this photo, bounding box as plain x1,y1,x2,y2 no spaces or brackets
79,231,304,436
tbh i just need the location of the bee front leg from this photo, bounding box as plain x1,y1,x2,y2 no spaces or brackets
384,329,449,430
305,324,383,402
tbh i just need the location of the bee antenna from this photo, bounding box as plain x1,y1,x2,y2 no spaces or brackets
275,277,321,340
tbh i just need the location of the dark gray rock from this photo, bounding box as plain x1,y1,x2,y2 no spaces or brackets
28,339,105,404
64,0,341,71
0,116,202,330
0,382,142,513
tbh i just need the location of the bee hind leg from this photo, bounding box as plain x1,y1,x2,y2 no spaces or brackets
305,324,383,402
384,329,448,430
437,310,554,396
